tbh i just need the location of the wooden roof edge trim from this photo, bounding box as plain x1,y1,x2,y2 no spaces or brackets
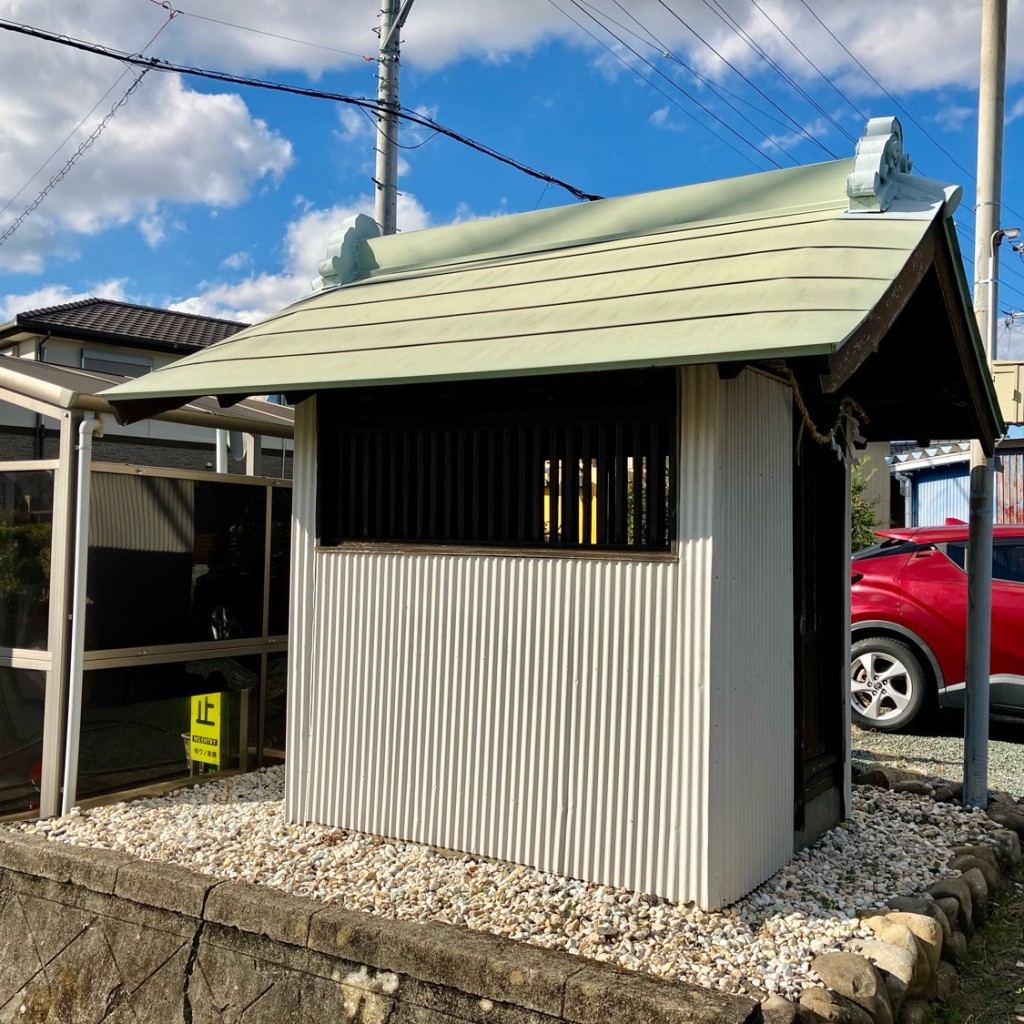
818,227,937,394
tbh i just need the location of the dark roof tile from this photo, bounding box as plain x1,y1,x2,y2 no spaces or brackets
13,298,248,352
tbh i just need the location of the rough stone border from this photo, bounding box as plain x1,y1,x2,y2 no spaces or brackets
757,770,1024,1024
0,831,759,1024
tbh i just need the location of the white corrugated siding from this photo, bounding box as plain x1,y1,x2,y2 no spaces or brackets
284,397,318,819
708,370,795,904
286,367,795,907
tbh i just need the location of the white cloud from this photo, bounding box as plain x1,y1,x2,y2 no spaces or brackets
1008,95,1024,125
337,106,373,143
221,251,251,270
0,279,128,322
934,105,975,132
761,117,830,153
649,105,688,133
0,6,294,274
169,192,433,322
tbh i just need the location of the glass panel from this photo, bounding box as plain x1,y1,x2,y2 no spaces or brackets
0,668,46,815
993,542,1024,583
192,481,267,642
86,475,268,650
0,470,54,650
268,489,292,636
76,655,261,798
262,651,287,764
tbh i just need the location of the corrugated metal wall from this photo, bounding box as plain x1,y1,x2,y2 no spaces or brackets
910,465,970,526
709,370,795,901
908,452,1024,526
286,367,795,908
997,451,1024,523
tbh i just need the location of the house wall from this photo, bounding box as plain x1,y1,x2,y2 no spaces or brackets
286,367,795,909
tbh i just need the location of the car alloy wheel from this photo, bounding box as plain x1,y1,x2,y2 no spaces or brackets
850,637,926,732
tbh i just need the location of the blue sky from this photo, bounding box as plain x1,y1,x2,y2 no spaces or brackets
1,0,1023,356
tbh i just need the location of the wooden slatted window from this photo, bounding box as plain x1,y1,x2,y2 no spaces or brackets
317,369,676,551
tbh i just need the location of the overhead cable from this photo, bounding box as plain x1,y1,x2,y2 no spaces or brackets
700,0,850,146
1,5,177,241
0,19,602,203
653,0,834,157
549,0,783,171
745,0,869,125
583,0,817,141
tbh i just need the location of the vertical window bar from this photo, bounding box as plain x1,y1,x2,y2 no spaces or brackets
501,426,511,540
548,425,560,544
531,425,542,543
486,427,496,542
632,420,644,548
471,428,481,541
596,423,608,546
648,419,661,547
581,424,593,547
456,429,467,540
614,421,627,547
442,428,453,541
428,430,439,539
401,428,413,540
564,423,578,545
374,430,385,538
415,432,425,540
346,429,358,538
516,428,527,542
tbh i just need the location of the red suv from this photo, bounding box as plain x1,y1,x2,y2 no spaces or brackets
850,523,1024,731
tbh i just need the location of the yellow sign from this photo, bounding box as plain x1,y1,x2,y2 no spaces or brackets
190,693,221,766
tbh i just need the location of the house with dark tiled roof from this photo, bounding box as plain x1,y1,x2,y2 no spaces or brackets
0,298,288,473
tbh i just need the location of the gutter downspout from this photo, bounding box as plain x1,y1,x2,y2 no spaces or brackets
61,412,103,816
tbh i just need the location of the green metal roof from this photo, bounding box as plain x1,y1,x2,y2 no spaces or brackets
102,150,992,432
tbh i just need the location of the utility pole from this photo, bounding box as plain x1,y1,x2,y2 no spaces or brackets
964,0,1008,810
374,0,416,235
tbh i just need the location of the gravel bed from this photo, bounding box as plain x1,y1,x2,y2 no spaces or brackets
852,721,1024,798
5,765,1008,1003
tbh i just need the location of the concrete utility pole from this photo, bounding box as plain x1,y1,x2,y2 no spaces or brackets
374,0,416,235
964,0,1008,810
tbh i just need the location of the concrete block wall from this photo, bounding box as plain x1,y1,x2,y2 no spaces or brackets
0,832,759,1024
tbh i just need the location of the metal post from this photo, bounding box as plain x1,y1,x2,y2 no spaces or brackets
374,0,415,235
61,413,103,815
38,410,81,817
964,0,1007,809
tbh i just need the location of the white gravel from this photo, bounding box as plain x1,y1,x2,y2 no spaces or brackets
5,764,1009,1003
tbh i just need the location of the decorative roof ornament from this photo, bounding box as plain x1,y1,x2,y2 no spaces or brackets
846,116,962,216
314,213,381,291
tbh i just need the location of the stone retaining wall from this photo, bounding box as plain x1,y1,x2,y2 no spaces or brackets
0,833,759,1024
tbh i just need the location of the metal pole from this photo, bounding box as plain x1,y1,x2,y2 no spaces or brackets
963,0,1007,809
61,413,102,816
374,0,401,235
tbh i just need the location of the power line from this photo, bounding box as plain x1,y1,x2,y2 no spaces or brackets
153,0,376,63
0,18,602,203
582,0,818,144
0,69,151,249
652,0,834,158
548,0,783,171
745,0,868,125
700,0,849,148
1,6,177,228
